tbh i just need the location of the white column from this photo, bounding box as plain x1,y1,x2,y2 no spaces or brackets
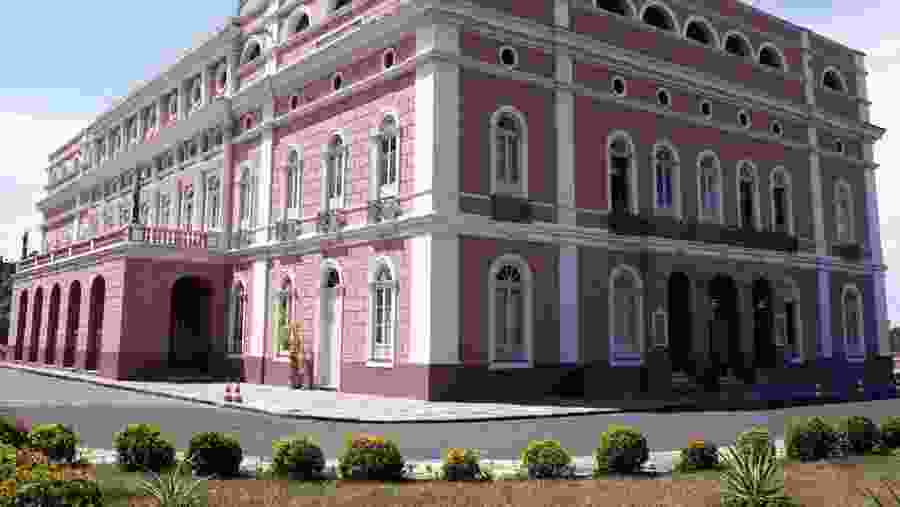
864,163,891,356
554,0,569,27
252,259,272,359
559,245,579,364
410,231,460,365
556,53,575,227
254,103,275,244
855,54,871,123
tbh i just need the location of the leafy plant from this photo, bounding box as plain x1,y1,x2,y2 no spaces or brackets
136,456,207,507
882,417,900,449
859,478,900,506
719,440,794,507
288,321,306,387
112,423,177,473
271,434,326,481
594,424,650,475
677,439,720,472
519,439,576,479
736,426,776,459
186,431,243,478
440,447,486,481
337,433,406,481
27,423,79,464
836,415,882,455
786,416,837,462
0,416,29,448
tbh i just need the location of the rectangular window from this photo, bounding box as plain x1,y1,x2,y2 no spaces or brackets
496,134,506,182
656,166,672,208
379,135,398,192
495,288,509,361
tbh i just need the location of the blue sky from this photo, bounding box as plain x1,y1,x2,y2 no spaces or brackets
3,0,900,322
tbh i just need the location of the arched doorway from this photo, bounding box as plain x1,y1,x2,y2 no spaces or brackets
29,288,44,362
708,275,741,380
85,277,106,371
14,291,28,360
753,278,776,369
168,276,213,373
63,281,81,368
45,285,61,365
667,272,693,376
318,266,341,389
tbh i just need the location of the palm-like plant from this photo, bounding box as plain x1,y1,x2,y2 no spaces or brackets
719,441,794,507
135,456,207,507
859,478,900,506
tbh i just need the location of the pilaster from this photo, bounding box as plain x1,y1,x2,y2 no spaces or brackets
559,244,578,364
737,280,755,377
691,276,710,376
251,258,273,384
556,48,576,227
254,102,275,245
816,259,833,358
855,54,871,123
554,0,569,27
410,231,460,366
863,163,890,356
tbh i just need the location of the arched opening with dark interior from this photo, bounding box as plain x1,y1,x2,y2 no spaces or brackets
85,277,106,371
642,4,676,32
63,281,81,368
28,288,43,362
14,290,27,360
823,69,845,92
45,285,61,365
594,0,632,16
667,272,693,377
685,19,715,46
759,46,783,69
752,278,776,370
724,34,751,57
707,275,741,383
168,276,213,374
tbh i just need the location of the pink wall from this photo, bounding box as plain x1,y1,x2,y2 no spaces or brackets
460,30,554,79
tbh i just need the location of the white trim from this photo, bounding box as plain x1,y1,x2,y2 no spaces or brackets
699,99,712,119
682,15,720,48
822,66,848,93
366,255,398,367
737,109,752,129
371,111,402,199
735,159,762,230
318,259,343,389
651,139,681,219
606,130,638,214
608,264,645,364
498,45,519,69
721,30,754,58
639,1,680,33
770,120,783,137
487,254,534,369
696,150,724,225
841,283,865,359
656,87,672,109
769,166,795,235
240,37,264,66
285,145,303,220
758,42,787,72
286,6,312,38
833,178,855,243
489,105,529,198
322,130,350,210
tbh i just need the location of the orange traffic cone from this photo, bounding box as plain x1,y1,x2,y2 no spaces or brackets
233,383,243,403
224,383,234,402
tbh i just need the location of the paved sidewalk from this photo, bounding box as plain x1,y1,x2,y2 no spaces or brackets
1,361,693,423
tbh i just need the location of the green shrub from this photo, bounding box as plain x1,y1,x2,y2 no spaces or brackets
676,439,719,472
112,423,177,473
519,440,575,479
337,433,405,481
439,448,485,481
186,431,243,478
0,444,14,482
271,435,326,481
720,440,795,507
13,478,104,506
786,416,837,462
735,426,776,458
881,417,900,449
0,417,29,448
593,425,650,475
837,415,882,455
27,423,79,464
136,457,206,507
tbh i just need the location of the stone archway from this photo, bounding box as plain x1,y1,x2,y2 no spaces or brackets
667,272,693,376
708,275,741,380
85,277,106,371
14,291,28,360
28,288,44,362
168,276,213,373
45,285,61,365
752,278,776,369
63,281,81,368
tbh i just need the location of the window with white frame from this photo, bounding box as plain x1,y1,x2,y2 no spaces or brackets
493,263,527,363
610,266,643,355
229,283,246,355
698,153,721,223
274,279,292,356
118,200,131,226
286,150,302,218
205,174,221,228
158,193,172,226
377,116,399,196
190,76,202,110
139,195,151,226
771,169,792,234
326,135,346,209
169,90,179,118
823,68,846,93
239,168,253,225
609,135,633,214
179,185,194,228
653,144,676,213
493,111,524,195
370,262,396,362
738,161,758,230
843,286,864,356
835,181,854,243
242,40,262,65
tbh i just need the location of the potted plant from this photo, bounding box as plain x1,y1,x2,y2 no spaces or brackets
288,321,306,389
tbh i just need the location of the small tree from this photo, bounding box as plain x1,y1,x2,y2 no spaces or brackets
288,321,306,389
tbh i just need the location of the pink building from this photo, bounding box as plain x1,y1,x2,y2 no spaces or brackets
7,0,895,403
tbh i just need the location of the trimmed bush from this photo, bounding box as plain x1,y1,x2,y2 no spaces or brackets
594,425,650,475
0,417,29,448
881,416,900,449
12,477,104,506
337,433,405,481
0,444,14,482
112,423,176,473
519,440,575,480
441,448,484,481
27,424,79,464
735,426,776,458
836,416,881,455
186,431,244,478
677,439,719,472
271,435,326,481
786,416,838,462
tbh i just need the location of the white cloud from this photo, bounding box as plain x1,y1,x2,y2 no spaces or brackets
0,112,92,263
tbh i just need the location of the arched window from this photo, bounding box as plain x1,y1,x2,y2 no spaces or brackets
293,13,310,34
242,40,262,65
286,150,303,218
228,283,245,355
653,143,679,216
610,266,644,357
823,68,847,93
641,2,677,32
239,167,253,224
369,260,398,363
834,180,854,243
842,285,864,357
608,133,635,214
737,161,759,230
326,135,347,209
489,257,532,366
491,108,527,196
771,168,793,235
723,32,752,57
759,44,784,69
594,0,634,16
205,174,221,228
697,152,722,224
377,115,400,196
777,279,803,362
334,0,352,11
684,17,717,46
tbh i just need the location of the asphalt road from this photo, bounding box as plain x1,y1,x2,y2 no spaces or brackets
3,368,898,462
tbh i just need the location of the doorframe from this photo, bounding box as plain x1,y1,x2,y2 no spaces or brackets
317,261,343,390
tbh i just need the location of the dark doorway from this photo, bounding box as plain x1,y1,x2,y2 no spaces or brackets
85,277,106,371
14,291,27,360
29,288,43,362
708,275,741,380
63,281,81,368
168,277,213,373
45,285,61,365
667,272,693,376
753,278,776,369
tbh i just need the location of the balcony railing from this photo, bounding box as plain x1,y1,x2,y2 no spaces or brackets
17,224,220,272
832,242,864,261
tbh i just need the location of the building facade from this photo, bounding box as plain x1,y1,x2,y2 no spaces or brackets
7,0,893,403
